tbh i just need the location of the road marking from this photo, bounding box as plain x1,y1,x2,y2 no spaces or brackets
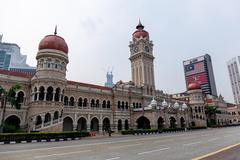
0,134,188,154
201,134,210,137
207,137,220,142
34,149,91,159
105,157,120,160
183,141,201,146
192,143,240,160
223,135,233,138
111,143,142,149
137,147,170,155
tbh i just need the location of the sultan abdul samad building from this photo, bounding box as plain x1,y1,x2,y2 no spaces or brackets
0,22,207,132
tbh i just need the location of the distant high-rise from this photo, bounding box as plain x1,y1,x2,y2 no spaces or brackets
227,57,240,104
104,72,114,87
183,54,217,96
0,35,35,74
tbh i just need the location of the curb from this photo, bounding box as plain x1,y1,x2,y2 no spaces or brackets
0,137,81,145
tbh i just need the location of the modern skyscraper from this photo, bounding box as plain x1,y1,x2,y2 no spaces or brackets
0,50,11,69
227,57,240,104
183,54,217,96
0,35,36,74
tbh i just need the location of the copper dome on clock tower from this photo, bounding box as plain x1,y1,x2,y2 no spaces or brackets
132,20,149,39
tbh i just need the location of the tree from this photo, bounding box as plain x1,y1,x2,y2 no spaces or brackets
205,105,217,127
0,84,21,132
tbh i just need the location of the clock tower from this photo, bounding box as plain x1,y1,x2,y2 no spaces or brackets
129,21,155,95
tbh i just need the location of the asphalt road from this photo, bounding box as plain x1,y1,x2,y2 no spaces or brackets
1,127,240,160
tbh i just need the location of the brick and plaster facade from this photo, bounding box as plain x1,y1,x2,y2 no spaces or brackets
0,22,209,133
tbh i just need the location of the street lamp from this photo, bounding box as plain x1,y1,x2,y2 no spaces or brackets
161,99,168,128
180,103,188,131
174,101,179,110
130,104,134,129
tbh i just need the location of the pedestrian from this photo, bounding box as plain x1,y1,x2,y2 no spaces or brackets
108,127,112,136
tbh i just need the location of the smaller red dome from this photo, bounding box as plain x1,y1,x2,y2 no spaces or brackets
188,82,201,91
132,21,149,39
38,34,68,54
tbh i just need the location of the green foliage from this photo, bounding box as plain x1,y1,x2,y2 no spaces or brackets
205,106,217,115
2,124,20,133
0,131,90,142
121,127,207,135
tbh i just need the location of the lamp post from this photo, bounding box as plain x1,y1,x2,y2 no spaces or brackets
162,99,168,128
130,104,134,129
180,103,188,131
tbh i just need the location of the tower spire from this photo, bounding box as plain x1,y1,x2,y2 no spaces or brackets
54,25,57,35
136,19,144,29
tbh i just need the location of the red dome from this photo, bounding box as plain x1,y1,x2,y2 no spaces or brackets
132,21,149,39
38,34,68,54
188,82,201,91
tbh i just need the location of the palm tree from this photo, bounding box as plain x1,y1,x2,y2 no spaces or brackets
0,84,21,132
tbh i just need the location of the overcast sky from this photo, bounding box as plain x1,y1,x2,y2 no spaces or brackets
1,0,240,103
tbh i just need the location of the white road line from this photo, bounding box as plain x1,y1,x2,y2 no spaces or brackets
111,143,142,149
183,141,201,146
208,138,220,142
201,134,210,137
34,149,91,159
137,147,170,155
0,130,225,154
105,157,120,160
224,135,233,138
0,135,186,154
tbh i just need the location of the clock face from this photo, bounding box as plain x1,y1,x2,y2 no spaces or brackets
134,46,139,53
145,46,150,52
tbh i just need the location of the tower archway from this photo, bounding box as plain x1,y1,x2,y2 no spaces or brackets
137,116,150,129
63,117,73,131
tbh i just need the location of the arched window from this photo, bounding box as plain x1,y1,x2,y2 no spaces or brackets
102,100,106,108
17,91,24,103
47,59,52,68
44,113,51,123
54,87,60,102
36,115,42,125
40,59,44,68
133,103,135,108
64,96,68,106
39,86,45,101
107,100,111,108
61,89,64,102
53,111,59,120
139,103,142,108
61,62,65,70
198,106,201,113
96,99,99,108
118,101,121,109
46,86,53,101
125,102,129,110
136,103,139,108
83,98,88,107
69,97,75,106
55,60,60,69
121,101,124,110
91,99,95,107
195,106,198,113
78,97,83,107
34,87,37,101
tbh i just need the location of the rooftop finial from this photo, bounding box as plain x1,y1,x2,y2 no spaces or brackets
136,19,144,29
54,25,57,35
